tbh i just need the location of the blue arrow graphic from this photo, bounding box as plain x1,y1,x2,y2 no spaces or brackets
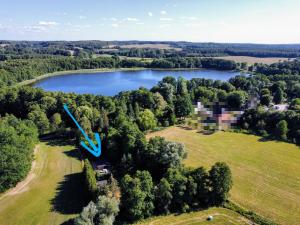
63,104,101,157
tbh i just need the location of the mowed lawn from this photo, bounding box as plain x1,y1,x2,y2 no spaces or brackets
136,207,252,225
147,126,300,225
0,140,88,225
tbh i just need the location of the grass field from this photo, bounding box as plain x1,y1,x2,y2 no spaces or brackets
147,126,300,225
213,56,292,65
0,139,88,225
136,207,252,225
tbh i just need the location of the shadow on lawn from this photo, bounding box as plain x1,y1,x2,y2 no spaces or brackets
50,172,90,214
177,125,193,130
63,148,82,160
45,138,75,147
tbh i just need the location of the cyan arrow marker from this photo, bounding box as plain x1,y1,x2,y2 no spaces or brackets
63,104,101,157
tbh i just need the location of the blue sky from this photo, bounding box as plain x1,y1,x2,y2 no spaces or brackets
0,0,299,43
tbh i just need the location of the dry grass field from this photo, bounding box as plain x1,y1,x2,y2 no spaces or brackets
214,56,292,65
120,43,182,51
136,207,252,225
147,126,300,225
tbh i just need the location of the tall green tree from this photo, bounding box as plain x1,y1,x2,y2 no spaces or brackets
155,178,173,215
84,159,98,199
165,168,187,212
120,171,154,221
209,162,233,205
174,96,193,118
275,120,288,140
27,109,50,134
137,109,157,131
273,88,284,104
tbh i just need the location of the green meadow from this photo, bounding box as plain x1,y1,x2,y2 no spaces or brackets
147,126,300,225
0,140,87,225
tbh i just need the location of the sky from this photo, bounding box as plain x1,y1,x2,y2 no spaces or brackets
0,0,300,43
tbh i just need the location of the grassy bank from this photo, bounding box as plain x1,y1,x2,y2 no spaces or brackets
147,126,300,225
0,139,88,225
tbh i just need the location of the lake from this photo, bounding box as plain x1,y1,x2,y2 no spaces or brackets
33,69,241,96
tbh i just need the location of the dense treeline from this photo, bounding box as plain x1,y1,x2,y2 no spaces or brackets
240,108,300,144
0,115,38,193
2,40,300,58
254,60,300,75
0,56,238,86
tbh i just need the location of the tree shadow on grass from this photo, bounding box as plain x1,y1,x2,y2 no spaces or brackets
45,138,76,147
177,125,193,130
60,218,75,225
63,148,82,161
50,172,90,215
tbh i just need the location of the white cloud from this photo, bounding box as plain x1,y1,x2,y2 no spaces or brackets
110,17,118,21
159,24,171,28
124,17,139,22
38,21,58,26
111,23,119,27
160,10,167,15
180,16,197,21
185,23,206,28
54,12,67,16
148,12,153,17
79,15,87,20
136,22,145,25
160,18,173,21
23,25,47,32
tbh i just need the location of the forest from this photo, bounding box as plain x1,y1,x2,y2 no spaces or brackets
1,40,300,59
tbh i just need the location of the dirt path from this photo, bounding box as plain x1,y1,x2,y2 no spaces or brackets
0,145,40,199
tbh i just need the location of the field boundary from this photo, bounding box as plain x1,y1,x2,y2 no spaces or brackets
224,201,279,225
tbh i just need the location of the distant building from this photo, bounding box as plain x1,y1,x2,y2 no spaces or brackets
194,101,244,131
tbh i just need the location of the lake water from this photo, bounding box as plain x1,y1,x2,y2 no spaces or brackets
33,69,240,96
